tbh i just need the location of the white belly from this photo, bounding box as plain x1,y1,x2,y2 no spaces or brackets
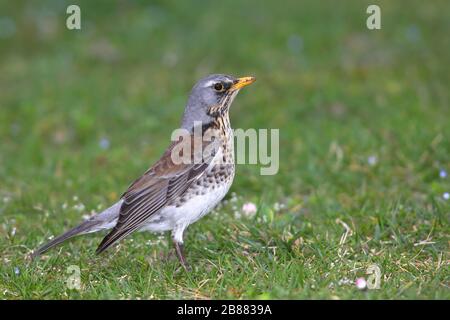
139,140,234,242
139,181,232,242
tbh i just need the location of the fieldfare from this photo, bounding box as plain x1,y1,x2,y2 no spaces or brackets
32,74,256,270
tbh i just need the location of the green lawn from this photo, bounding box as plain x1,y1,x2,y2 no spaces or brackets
0,0,448,299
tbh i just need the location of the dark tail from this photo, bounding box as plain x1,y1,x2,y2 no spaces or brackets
96,226,134,254
31,220,99,259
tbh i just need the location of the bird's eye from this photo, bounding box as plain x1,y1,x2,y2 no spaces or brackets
213,82,224,91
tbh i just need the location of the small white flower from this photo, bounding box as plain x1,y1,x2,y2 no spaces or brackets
443,192,450,200
14,267,20,275
439,169,447,179
367,155,378,166
273,202,286,211
73,203,85,212
338,278,352,286
242,202,257,218
355,277,367,290
99,137,110,150
10,227,16,237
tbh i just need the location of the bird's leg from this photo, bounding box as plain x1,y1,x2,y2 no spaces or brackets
172,226,191,271
174,240,191,271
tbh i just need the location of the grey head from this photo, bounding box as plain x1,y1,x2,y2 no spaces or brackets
181,74,255,130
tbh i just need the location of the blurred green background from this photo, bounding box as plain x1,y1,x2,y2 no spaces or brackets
0,0,448,299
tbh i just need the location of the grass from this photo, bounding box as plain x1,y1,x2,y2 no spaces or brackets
0,0,449,299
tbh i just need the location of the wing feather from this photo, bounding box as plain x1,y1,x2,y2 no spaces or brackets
96,135,219,253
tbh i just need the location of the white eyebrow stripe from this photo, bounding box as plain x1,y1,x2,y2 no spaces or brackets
203,79,233,88
203,80,217,88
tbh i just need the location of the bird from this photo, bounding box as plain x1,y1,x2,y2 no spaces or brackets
31,74,256,270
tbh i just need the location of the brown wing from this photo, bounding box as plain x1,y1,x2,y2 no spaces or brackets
96,134,218,254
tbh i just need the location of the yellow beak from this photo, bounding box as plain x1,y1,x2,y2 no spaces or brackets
231,76,256,91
